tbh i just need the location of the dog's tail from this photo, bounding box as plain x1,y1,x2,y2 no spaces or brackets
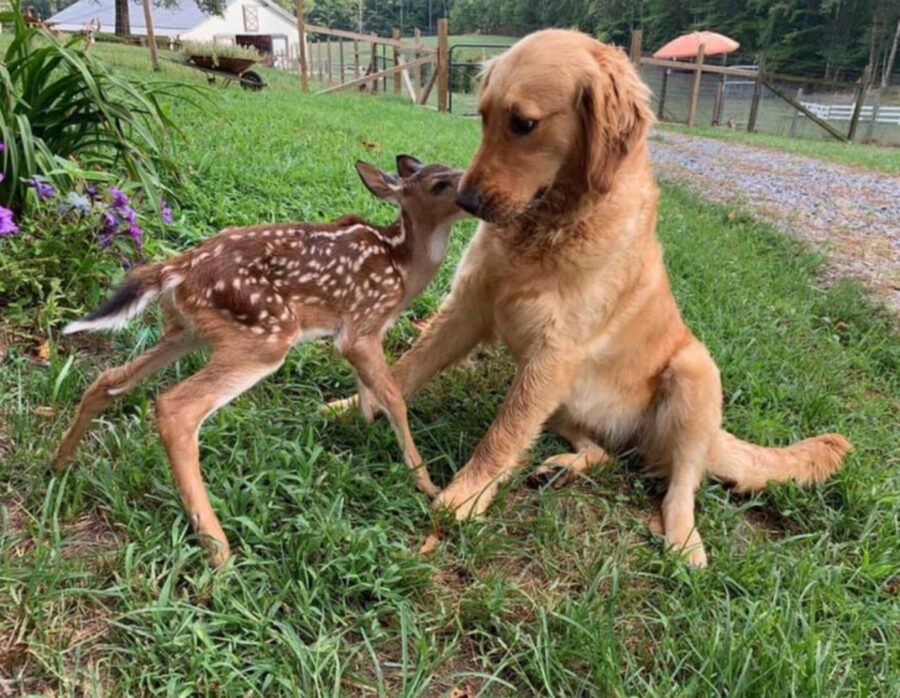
63,262,179,334
706,429,850,493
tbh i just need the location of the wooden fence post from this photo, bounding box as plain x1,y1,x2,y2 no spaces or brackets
369,38,377,92
629,29,642,67
848,63,872,142
865,89,881,143
788,86,803,136
326,36,333,85
295,0,307,90
339,39,344,83
392,27,401,94
687,43,705,127
353,40,360,78
316,41,323,81
747,54,764,132
657,67,668,120
437,18,449,112
140,0,159,71
414,27,422,95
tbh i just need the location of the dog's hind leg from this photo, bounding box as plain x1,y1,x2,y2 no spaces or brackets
528,408,611,488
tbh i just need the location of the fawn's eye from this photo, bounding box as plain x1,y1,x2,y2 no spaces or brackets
510,114,537,136
430,181,450,195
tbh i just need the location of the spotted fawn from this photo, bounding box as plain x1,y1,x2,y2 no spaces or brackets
53,155,466,566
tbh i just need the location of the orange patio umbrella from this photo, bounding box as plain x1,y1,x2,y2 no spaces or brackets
653,31,739,59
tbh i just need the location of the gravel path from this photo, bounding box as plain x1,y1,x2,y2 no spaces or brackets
649,131,900,315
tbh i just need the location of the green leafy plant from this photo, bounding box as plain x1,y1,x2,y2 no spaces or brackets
0,0,188,212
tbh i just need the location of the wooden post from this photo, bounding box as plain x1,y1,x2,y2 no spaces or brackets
687,43,705,127
747,54,764,132
316,41,323,81
711,54,726,125
657,68,668,120
326,37,333,85
865,90,880,143
369,39,377,92
339,39,345,83
437,18,449,112
788,86,803,136
392,27,401,94
353,40,360,78
140,0,159,71
848,63,872,142
414,27,422,94
381,44,387,92
295,0,307,90
629,29,642,67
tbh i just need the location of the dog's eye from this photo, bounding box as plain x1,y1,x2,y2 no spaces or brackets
430,181,450,195
510,114,537,136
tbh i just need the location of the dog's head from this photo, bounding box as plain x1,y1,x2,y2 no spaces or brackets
457,30,654,224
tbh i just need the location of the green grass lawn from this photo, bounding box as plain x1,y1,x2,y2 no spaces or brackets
657,122,900,175
2,42,899,696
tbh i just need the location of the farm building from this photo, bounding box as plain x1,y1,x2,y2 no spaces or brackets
47,0,304,68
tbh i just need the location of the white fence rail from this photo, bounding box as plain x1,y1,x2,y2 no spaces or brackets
800,102,900,124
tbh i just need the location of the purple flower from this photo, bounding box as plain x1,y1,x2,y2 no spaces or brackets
0,142,5,151
85,184,100,201
129,223,143,249
27,177,56,200
0,173,4,184
0,206,18,235
160,199,173,224
98,210,119,247
60,191,91,215
107,186,128,210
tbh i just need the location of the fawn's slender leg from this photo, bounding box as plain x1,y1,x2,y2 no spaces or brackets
52,330,199,469
528,408,611,489
155,347,285,566
322,266,492,416
341,335,439,498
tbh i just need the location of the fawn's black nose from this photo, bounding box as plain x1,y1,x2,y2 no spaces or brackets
456,187,483,217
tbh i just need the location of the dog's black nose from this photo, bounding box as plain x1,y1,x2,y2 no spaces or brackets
456,188,483,216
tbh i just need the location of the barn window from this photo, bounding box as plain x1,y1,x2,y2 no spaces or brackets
243,5,259,32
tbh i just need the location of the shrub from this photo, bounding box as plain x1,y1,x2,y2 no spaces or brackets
0,0,188,213
0,181,175,323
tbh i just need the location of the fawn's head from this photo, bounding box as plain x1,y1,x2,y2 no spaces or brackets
356,155,466,238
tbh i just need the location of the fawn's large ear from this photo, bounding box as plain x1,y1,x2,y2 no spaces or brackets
580,42,654,194
396,154,424,178
356,161,401,201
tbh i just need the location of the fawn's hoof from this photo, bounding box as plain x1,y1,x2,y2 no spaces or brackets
319,395,358,417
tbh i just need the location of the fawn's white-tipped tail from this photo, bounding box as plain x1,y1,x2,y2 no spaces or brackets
62,268,178,334
63,290,156,334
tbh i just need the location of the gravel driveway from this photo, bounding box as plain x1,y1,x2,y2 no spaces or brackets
649,131,900,315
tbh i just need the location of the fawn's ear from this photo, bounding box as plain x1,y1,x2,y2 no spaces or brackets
396,154,424,178
356,161,401,201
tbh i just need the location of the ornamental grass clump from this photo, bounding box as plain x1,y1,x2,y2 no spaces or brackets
0,0,189,213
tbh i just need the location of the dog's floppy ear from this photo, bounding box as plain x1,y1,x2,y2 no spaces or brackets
580,44,654,194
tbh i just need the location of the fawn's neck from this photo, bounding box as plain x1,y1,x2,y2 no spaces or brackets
385,211,452,302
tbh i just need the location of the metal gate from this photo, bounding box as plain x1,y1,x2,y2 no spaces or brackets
448,42,514,115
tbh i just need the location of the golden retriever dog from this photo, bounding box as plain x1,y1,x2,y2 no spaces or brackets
334,30,850,565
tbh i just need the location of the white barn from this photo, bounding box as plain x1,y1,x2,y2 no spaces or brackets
48,0,303,68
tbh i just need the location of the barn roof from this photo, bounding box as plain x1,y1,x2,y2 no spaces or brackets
48,0,296,36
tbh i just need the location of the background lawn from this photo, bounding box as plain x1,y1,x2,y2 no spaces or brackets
1,43,899,696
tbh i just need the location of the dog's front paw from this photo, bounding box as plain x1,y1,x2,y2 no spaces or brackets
433,477,497,520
